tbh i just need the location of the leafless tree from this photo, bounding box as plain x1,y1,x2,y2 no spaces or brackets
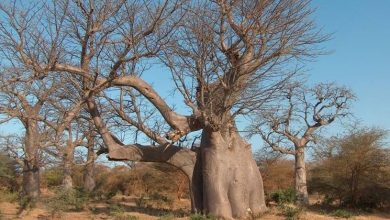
250,82,355,205
40,78,88,189
0,0,328,218
0,68,62,201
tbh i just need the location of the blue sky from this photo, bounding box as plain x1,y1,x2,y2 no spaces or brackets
308,0,390,131
1,1,389,143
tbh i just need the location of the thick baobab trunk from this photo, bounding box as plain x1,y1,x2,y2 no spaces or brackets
294,148,309,205
199,128,267,219
83,135,96,192
22,120,40,202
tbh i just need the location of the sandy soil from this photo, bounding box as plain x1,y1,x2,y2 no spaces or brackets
1,200,389,220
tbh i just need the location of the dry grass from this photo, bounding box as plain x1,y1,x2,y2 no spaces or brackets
1,196,389,220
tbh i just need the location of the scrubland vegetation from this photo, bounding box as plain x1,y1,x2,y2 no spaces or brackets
1,126,389,219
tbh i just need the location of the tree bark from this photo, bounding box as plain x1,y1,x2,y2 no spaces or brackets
62,155,74,189
22,119,40,202
83,134,96,192
294,147,309,205
199,128,267,219
191,151,203,213
62,137,75,189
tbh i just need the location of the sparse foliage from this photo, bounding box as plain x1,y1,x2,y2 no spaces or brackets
309,127,390,209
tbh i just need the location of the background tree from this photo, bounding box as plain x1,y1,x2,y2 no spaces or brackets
83,125,97,193
0,72,61,202
309,127,390,209
43,83,87,189
250,82,354,205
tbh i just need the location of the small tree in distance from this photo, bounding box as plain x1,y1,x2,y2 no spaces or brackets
309,127,390,208
250,82,355,205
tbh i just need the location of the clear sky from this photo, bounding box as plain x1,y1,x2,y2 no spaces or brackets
308,0,390,132
1,1,389,142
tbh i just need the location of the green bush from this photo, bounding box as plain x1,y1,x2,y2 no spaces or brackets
279,204,302,220
271,188,297,204
42,168,63,188
0,153,20,191
113,214,138,220
109,204,138,220
149,193,174,208
157,213,175,220
135,195,148,208
46,188,89,214
109,204,125,215
19,195,37,210
189,213,216,220
0,189,18,203
331,209,354,218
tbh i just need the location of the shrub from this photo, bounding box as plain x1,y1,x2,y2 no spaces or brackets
46,188,88,215
109,204,125,215
109,204,138,220
189,213,216,220
254,151,295,196
19,195,37,210
149,193,174,208
157,213,175,220
309,128,390,209
331,209,354,218
279,204,302,220
0,189,18,203
0,153,20,191
113,214,138,220
42,168,63,188
135,195,148,208
271,188,297,204
93,165,132,199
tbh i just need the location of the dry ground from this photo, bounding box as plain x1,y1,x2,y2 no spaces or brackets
1,197,389,220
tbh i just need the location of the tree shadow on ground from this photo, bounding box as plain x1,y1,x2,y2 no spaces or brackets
89,201,189,218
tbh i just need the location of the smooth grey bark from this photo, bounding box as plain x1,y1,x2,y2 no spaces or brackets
21,119,40,202
62,159,73,189
83,134,96,192
199,128,267,219
62,155,74,189
190,151,203,213
294,147,309,205
62,136,75,189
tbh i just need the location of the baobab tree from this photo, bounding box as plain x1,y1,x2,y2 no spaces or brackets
0,71,60,201
250,82,354,205
0,0,327,218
